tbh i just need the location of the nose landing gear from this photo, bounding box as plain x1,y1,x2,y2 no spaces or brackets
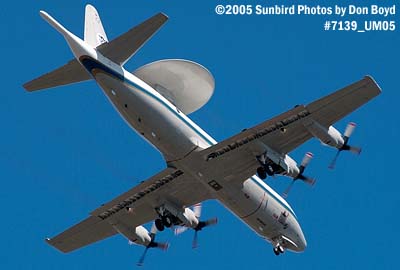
273,245,285,256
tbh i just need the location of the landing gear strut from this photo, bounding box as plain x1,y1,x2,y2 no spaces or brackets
256,153,275,179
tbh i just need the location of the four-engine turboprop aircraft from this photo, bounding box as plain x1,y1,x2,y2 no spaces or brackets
24,4,381,265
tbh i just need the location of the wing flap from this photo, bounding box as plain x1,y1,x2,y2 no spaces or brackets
23,59,91,91
96,13,168,65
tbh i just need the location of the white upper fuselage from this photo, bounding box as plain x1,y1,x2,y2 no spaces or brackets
77,45,306,252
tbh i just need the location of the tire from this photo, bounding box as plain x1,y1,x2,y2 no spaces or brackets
155,219,164,231
257,167,267,180
273,247,280,256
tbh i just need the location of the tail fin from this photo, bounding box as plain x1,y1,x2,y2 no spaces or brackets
84,4,108,47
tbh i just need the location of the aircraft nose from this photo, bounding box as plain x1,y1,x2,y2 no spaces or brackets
294,223,307,252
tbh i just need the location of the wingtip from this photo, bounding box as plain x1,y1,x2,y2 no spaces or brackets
364,75,382,94
159,12,169,20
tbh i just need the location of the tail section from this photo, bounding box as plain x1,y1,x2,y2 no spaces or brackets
24,5,169,91
84,4,108,47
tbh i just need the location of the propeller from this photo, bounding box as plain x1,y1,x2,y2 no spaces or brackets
137,223,169,267
174,203,218,249
192,218,218,249
283,152,315,198
329,122,362,169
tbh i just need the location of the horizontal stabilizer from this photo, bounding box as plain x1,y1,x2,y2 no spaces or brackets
133,59,215,114
96,13,168,65
23,59,91,91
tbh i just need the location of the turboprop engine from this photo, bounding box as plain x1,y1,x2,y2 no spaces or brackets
305,121,361,168
256,150,315,197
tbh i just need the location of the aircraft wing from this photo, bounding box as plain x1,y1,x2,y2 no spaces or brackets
46,167,211,253
196,76,381,181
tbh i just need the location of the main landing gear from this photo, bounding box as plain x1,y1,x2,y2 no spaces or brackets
256,166,274,180
154,206,177,232
273,245,285,256
154,216,173,232
256,153,276,180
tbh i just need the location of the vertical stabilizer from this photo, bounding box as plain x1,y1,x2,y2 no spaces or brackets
84,4,108,47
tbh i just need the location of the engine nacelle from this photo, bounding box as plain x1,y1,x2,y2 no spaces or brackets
305,121,344,149
181,207,199,228
280,155,300,178
113,223,151,247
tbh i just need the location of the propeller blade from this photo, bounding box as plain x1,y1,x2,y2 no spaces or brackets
328,150,341,169
302,176,316,186
349,146,362,155
137,241,169,266
137,246,150,267
301,152,313,167
344,122,356,138
174,226,189,235
155,242,169,251
192,231,199,249
204,217,218,227
282,180,295,198
193,203,202,218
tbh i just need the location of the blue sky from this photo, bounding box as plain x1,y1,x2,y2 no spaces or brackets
1,0,398,269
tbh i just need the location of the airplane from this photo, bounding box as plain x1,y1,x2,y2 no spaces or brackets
23,4,381,265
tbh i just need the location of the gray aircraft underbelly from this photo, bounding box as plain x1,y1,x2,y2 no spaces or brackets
94,72,294,246
94,73,199,160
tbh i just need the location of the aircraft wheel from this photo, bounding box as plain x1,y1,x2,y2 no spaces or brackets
278,245,284,254
257,167,267,180
273,247,280,256
155,219,165,231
